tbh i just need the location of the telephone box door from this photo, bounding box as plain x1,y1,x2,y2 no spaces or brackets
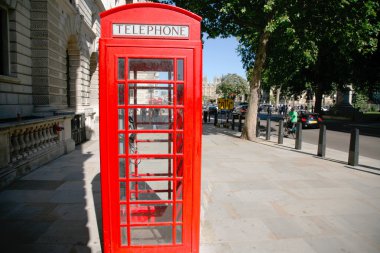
100,46,198,253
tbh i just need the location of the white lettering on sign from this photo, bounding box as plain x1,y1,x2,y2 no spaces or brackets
113,24,189,38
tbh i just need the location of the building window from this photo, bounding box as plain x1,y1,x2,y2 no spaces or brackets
0,6,9,76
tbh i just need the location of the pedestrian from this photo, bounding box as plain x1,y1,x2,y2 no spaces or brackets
288,107,298,131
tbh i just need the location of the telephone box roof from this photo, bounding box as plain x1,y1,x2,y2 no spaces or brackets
100,2,201,21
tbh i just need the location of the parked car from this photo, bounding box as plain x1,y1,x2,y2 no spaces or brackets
298,111,323,128
233,105,248,116
259,104,273,113
235,102,248,107
206,104,218,114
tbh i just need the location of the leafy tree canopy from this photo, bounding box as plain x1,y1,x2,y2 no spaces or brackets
216,73,249,99
156,0,380,138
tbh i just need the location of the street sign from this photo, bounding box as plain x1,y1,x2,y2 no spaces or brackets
217,98,234,110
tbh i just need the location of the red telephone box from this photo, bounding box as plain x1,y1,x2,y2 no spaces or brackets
99,3,202,253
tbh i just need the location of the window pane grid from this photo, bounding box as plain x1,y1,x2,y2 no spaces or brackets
118,57,185,246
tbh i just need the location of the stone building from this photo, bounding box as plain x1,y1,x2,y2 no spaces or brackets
0,0,138,188
202,76,220,103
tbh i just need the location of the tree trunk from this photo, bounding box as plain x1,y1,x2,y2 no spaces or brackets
314,84,323,113
242,31,270,140
276,87,281,107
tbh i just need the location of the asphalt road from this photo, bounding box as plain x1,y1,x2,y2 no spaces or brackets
205,113,380,160
268,121,380,160
297,128,379,160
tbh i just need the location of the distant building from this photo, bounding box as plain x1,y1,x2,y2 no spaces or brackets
202,76,221,103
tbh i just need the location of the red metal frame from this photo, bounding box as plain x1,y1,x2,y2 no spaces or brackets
99,3,202,253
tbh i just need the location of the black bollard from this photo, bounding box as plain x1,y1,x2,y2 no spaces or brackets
266,117,271,140
348,128,359,166
295,122,302,150
203,111,208,123
317,124,326,157
278,119,284,144
256,117,260,137
214,112,218,126
232,114,236,130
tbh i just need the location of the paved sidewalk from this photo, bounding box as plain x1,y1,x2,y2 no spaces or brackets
0,124,379,253
201,125,380,253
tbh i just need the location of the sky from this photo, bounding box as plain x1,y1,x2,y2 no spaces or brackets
203,37,246,81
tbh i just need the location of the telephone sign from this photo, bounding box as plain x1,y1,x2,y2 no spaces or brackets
113,24,190,38
99,3,202,253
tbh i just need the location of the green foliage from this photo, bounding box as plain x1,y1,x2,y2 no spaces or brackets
238,0,380,111
156,0,380,134
353,92,370,112
215,74,248,99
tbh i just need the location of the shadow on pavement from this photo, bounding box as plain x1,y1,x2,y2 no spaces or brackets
345,166,380,176
92,173,103,252
0,144,96,253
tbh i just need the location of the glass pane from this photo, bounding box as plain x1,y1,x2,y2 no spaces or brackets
129,133,173,154
119,158,126,178
121,227,128,246
176,109,184,130
177,84,184,105
176,204,182,222
120,182,126,201
128,84,173,105
129,59,174,80
130,203,173,224
177,59,184,81
118,109,125,130
128,109,173,130
176,133,184,154
118,58,125,80
118,84,125,105
176,157,184,177
130,181,172,201
176,225,182,244
120,204,127,224
129,158,173,178
176,180,183,200
131,226,173,245
119,134,125,154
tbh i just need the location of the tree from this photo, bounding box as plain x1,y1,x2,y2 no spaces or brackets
292,1,380,113
352,92,370,112
216,74,248,100
158,0,379,138
239,1,380,113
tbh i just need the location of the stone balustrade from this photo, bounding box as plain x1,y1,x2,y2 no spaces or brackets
9,121,59,163
0,115,75,189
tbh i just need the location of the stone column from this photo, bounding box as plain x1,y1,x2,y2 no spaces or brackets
61,116,75,153
0,130,10,168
